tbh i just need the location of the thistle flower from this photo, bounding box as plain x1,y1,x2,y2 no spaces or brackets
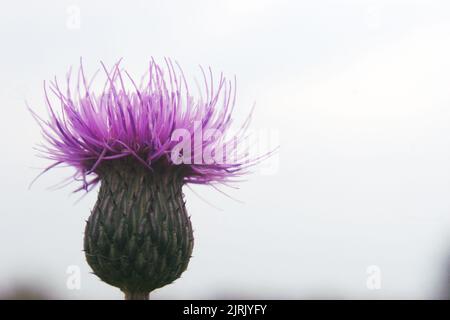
31,59,269,299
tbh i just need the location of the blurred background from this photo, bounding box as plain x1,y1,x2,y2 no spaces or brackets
0,0,449,299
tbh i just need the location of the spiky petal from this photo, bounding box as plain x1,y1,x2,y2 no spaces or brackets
31,59,264,191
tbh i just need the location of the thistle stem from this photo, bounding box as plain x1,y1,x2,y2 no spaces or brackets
124,291,150,300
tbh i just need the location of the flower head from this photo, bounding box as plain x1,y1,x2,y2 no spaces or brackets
31,59,266,191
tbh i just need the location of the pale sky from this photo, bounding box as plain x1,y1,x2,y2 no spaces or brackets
0,0,449,299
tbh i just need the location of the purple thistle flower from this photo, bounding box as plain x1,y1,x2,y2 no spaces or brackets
31,58,265,192
31,58,270,299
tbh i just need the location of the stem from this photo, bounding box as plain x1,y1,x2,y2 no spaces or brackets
124,291,150,300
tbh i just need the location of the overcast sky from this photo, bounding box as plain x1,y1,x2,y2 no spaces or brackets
0,0,449,299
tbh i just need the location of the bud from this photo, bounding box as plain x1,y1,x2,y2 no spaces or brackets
84,159,193,299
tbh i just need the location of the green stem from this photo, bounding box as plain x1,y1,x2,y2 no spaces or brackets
124,291,150,300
